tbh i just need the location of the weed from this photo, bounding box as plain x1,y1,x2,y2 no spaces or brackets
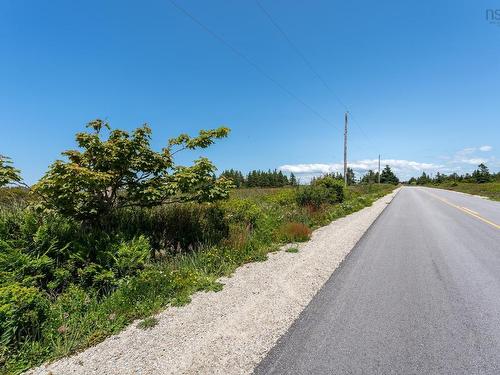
285,247,299,253
137,317,158,330
278,222,312,242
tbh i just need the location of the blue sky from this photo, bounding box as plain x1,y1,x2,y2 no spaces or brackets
1,0,499,184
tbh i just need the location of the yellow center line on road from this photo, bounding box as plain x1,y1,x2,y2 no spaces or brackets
421,189,500,230
461,206,481,216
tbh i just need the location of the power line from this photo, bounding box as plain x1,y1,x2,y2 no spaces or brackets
255,0,347,110
168,0,338,129
254,0,373,142
347,112,372,142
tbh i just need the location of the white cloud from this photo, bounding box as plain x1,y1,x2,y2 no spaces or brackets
279,159,442,181
279,163,339,174
278,145,498,183
458,147,476,155
450,146,493,165
280,159,441,175
462,158,487,165
479,145,492,152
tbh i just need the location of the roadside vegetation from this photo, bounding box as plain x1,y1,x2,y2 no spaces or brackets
0,121,396,374
407,163,500,201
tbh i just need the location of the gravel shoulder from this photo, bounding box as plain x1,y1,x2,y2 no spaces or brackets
28,189,400,375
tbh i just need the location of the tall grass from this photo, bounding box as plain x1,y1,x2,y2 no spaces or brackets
428,181,500,201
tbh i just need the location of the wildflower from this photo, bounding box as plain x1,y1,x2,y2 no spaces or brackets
57,325,69,334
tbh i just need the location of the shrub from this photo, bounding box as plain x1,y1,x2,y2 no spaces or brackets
311,176,344,202
265,188,296,206
105,203,228,252
222,198,263,228
296,186,333,208
77,263,117,294
113,236,151,277
296,177,344,209
0,283,48,348
0,233,56,290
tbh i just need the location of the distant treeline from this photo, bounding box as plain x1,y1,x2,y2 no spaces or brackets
220,169,297,188
408,163,499,185
222,164,401,188
321,166,399,185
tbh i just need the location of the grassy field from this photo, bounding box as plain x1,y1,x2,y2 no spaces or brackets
0,183,395,374
428,182,500,201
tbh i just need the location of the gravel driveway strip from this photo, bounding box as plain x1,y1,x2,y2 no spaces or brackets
28,189,400,375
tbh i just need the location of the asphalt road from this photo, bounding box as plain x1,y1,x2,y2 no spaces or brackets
255,187,500,375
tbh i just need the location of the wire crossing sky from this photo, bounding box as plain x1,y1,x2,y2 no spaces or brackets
168,0,338,129
254,0,374,145
0,0,499,183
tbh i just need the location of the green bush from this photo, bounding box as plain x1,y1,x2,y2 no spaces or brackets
0,283,48,348
296,185,340,208
296,186,328,208
222,198,263,227
311,176,344,202
113,236,151,277
296,177,344,209
104,204,228,252
77,263,116,294
265,188,296,206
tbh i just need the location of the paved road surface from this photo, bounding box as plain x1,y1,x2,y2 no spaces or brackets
255,187,500,375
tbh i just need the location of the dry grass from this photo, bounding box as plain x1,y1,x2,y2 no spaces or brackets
278,222,312,242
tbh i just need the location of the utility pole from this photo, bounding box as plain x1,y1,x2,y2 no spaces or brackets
378,154,381,184
344,112,348,187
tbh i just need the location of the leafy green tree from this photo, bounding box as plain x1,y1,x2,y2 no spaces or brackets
0,155,22,187
380,165,399,185
290,172,297,186
34,120,233,221
472,163,491,183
